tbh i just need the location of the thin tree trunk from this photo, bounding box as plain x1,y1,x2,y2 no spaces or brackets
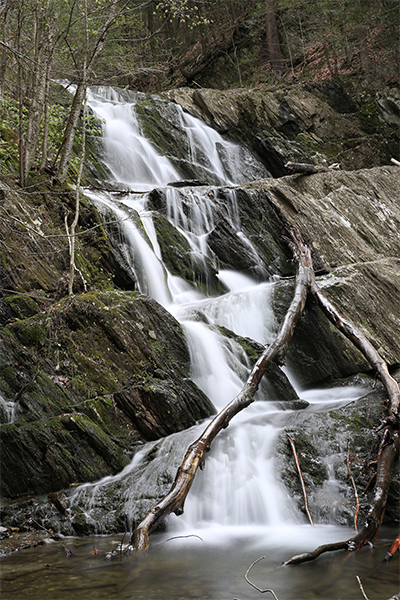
55,0,122,184
67,0,89,296
16,3,25,188
55,81,86,184
67,87,87,296
23,13,57,180
265,0,283,77
132,226,313,552
40,68,51,173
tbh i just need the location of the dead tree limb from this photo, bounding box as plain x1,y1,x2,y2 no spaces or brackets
310,278,399,419
131,227,313,552
356,576,370,600
283,244,400,566
287,435,314,526
285,162,341,174
382,532,400,563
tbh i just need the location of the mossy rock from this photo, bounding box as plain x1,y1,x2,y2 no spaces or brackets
0,290,215,498
152,212,225,296
0,413,129,498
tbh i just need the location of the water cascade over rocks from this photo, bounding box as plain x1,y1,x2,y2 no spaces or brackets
68,87,368,542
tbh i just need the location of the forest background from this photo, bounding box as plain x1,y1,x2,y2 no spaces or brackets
0,0,399,189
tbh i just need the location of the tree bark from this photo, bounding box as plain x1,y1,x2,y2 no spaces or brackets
23,10,58,180
132,226,313,552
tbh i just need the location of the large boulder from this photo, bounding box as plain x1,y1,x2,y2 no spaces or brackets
238,166,400,373
0,291,216,497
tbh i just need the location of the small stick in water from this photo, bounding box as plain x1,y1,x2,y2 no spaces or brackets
287,435,314,526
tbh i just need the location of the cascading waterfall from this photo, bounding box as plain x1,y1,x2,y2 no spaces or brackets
0,393,16,424
69,86,366,540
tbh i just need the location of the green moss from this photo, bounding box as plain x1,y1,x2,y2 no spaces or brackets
4,295,40,319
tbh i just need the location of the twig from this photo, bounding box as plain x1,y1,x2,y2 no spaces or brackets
287,435,314,526
391,158,400,166
346,445,360,533
120,532,127,556
60,542,73,557
244,556,280,599
356,576,370,600
164,534,204,543
382,532,400,563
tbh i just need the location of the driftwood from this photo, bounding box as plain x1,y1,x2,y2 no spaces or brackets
131,226,313,552
244,556,280,599
285,162,341,174
346,445,360,533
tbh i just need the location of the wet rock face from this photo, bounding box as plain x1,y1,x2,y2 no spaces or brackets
247,166,400,369
134,92,268,185
0,291,216,497
272,281,370,387
276,371,400,527
164,85,398,175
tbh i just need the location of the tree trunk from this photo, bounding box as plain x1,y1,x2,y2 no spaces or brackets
55,0,122,184
132,226,313,552
55,81,86,184
23,13,57,180
265,0,283,77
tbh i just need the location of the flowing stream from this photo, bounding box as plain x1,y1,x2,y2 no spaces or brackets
1,88,398,599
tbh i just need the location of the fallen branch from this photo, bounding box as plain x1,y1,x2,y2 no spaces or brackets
87,184,148,195
382,532,400,563
285,162,341,174
310,278,399,419
356,576,370,600
283,245,400,566
282,539,349,566
286,435,314,526
131,226,313,552
244,556,280,599
164,534,203,543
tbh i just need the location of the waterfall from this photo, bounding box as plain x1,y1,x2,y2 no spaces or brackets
68,87,366,539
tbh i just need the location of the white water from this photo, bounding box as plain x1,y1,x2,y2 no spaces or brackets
0,393,16,424
69,87,367,541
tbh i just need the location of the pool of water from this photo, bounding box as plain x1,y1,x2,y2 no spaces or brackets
1,526,398,599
